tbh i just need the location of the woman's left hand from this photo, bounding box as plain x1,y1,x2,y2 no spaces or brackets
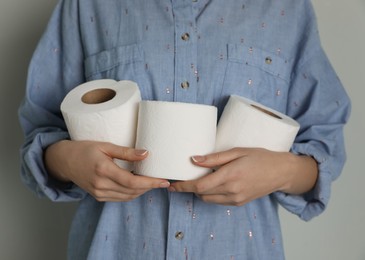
168,147,318,206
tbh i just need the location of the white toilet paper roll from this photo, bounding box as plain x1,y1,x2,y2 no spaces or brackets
135,101,217,180
216,95,300,152
61,79,141,170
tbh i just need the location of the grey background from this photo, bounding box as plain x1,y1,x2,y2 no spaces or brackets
0,0,363,259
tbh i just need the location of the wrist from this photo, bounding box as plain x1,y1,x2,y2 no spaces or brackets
278,152,318,195
44,140,73,183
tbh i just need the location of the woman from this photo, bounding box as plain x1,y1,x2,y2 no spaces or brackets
19,1,351,259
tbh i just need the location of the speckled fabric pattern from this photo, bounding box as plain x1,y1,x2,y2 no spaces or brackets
18,0,351,259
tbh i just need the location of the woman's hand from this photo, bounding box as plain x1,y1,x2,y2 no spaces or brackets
44,140,170,202
169,148,318,206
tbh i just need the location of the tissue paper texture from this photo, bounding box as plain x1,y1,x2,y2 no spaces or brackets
135,101,217,180
61,79,141,170
216,95,300,152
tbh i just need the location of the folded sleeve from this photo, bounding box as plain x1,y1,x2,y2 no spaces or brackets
273,0,351,221
18,0,87,202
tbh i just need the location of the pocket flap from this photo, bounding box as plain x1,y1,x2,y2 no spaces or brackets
228,44,291,82
84,43,144,78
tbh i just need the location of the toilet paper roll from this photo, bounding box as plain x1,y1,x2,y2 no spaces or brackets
61,79,141,170
134,101,217,180
216,95,300,152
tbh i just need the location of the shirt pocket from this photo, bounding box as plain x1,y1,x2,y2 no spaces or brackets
220,43,292,112
84,43,151,100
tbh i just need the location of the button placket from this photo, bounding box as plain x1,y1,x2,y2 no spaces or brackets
165,192,195,259
171,1,198,103
180,32,192,92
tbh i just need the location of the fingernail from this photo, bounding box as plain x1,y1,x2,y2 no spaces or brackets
135,149,148,156
191,155,206,163
160,181,170,188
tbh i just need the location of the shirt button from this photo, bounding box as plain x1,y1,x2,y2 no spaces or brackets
181,33,190,41
181,81,190,89
265,57,273,64
175,231,184,240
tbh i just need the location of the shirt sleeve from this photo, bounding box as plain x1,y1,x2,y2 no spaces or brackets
273,0,351,221
18,0,87,202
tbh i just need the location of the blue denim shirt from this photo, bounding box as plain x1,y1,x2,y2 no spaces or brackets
18,0,351,259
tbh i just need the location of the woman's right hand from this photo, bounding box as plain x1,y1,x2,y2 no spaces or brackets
44,140,170,202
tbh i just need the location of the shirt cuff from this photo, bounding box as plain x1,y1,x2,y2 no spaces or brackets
21,130,86,202
273,142,332,221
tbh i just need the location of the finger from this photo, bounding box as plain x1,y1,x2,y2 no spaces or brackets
92,189,148,202
191,147,248,168
89,176,149,196
198,194,231,205
92,156,170,190
197,194,246,206
87,169,160,202
108,165,171,190
100,142,149,162
119,174,171,190
169,180,196,193
170,169,228,194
